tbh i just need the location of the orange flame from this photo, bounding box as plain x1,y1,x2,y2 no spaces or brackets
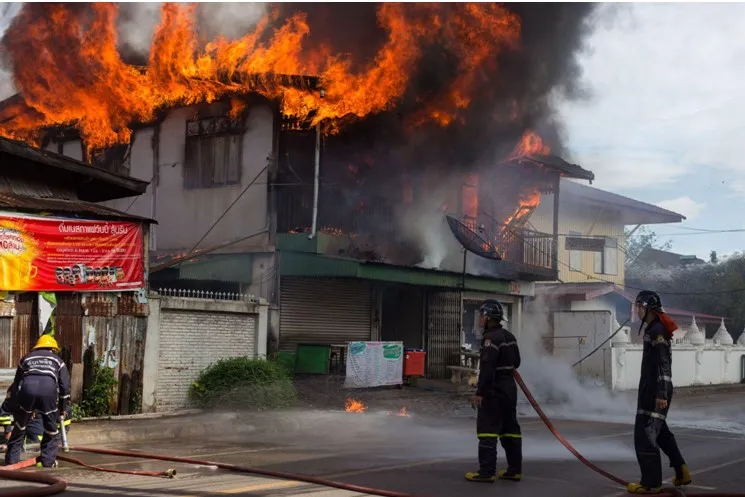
0,3,521,154
508,130,551,160
493,130,549,242
397,406,410,417
345,398,367,413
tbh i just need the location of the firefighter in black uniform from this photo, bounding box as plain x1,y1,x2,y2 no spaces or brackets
0,387,13,451
465,299,522,483
628,290,691,494
5,334,70,468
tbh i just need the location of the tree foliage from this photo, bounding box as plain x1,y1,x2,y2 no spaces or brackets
626,252,745,341
624,226,673,266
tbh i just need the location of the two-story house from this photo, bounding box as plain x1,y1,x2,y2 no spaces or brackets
521,179,732,349
10,92,596,378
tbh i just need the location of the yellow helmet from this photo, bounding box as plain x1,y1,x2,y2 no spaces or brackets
33,334,59,353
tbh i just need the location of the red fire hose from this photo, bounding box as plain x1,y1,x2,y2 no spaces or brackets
0,374,744,497
513,371,744,497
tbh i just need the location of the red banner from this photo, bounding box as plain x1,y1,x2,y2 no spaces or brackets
0,213,144,292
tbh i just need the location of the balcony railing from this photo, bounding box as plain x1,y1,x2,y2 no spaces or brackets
276,185,556,277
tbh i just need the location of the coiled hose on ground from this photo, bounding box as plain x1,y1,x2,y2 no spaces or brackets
0,373,743,497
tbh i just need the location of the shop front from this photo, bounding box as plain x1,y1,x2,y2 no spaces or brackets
278,251,534,379
0,210,150,365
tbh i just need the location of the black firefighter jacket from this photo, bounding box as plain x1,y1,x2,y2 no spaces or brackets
476,326,521,398
637,318,674,417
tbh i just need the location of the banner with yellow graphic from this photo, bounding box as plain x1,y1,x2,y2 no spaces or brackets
0,213,144,291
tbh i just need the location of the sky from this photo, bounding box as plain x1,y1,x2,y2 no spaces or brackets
558,3,745,260
0,3,741,260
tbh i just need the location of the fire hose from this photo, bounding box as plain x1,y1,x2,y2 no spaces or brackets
0,375,744,497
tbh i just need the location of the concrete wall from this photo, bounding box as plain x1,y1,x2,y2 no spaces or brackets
530,192,625,286
612,342,745,391
142,293,269,412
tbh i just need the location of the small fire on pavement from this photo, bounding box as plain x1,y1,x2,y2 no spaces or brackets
345,398,367,413
397,407,410,417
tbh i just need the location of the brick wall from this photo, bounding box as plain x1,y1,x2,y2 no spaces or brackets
143,294,268,412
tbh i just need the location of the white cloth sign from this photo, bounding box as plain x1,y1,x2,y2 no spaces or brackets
344,341,404,389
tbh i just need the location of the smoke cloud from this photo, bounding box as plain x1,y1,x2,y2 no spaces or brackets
520,295,635,420
0,3,598,270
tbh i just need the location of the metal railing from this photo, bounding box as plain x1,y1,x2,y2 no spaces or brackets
276,185,555,271
155,288,261,303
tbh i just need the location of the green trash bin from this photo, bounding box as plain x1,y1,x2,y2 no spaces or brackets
295,344,331,374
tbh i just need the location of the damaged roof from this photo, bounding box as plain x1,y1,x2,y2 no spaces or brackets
0,136,148,202
0,192,155,223
507,155,595,182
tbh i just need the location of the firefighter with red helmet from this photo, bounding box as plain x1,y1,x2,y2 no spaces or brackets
465,299,522,483
628,290,691,494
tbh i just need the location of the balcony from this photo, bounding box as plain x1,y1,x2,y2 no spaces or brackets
275,185,557,282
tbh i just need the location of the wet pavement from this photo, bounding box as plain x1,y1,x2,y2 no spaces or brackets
1,388,745,497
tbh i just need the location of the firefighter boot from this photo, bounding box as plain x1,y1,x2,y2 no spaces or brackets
627,483,662,494
35,460,58,469
673,464,692,486
498,469,522,481
464,472,496,483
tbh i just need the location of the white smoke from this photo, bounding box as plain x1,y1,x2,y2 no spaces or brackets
0,3,21,100
395,177,461,270
518,295,635,420
117,3,268,59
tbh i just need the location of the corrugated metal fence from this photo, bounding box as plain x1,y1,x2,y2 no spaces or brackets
82,293,147,415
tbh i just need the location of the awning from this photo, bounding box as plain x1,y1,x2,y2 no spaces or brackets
279,251,527,295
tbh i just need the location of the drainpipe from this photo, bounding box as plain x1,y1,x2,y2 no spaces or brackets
309,121,321,240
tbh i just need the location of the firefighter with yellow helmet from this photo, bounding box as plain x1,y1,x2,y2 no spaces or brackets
5,334,70,467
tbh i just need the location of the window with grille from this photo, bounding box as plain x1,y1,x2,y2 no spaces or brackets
184,116,243,189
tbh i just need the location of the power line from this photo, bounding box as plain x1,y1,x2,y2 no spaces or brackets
181,165,268,266
478,210,745,296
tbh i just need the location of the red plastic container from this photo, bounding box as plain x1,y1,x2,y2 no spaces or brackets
403,350,426,377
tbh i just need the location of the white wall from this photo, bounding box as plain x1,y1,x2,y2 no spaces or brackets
612,343,745,391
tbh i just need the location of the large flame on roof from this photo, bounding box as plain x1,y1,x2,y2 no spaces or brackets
0,3,522,153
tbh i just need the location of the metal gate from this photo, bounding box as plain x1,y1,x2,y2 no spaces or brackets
426,290,462,379
12,293,37,364
280,277,372,352
54,293,83,363
0,318,11,368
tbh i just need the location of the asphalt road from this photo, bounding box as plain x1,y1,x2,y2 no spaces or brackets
1,390,744,497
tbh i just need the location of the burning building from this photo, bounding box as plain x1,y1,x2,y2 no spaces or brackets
0,3,597,378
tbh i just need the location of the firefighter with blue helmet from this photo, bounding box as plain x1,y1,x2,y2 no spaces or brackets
627,290,691,494
465,299,523,483
5,334,70,468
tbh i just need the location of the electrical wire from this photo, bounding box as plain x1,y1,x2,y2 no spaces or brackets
571,317,630,367
486,213,745,296
182,165,268,266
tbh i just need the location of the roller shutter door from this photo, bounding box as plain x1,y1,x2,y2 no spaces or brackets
280,277,372,352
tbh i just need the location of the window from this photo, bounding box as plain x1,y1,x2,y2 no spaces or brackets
184,116,243,189
594,237,618,275
568,231,582,271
